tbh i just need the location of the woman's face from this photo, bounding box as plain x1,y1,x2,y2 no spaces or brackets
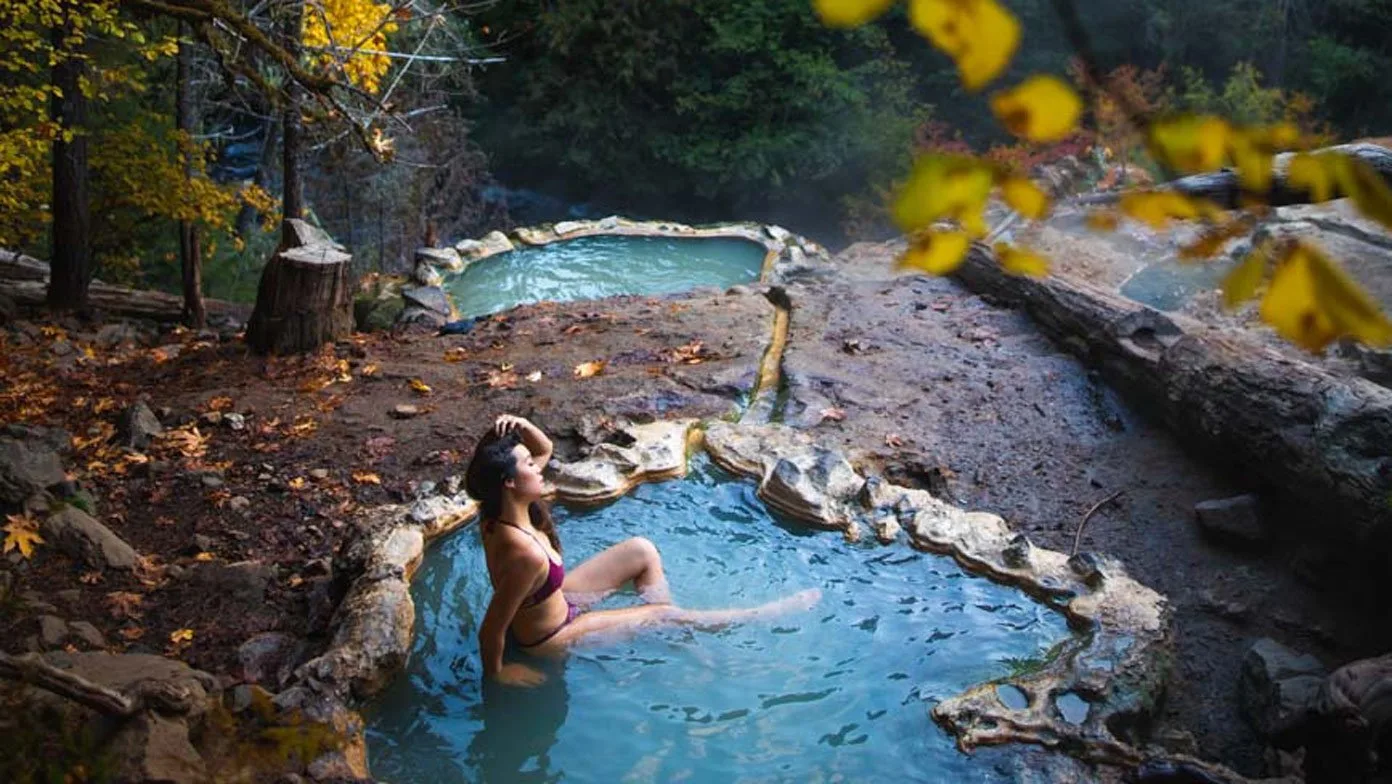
505,444,545,500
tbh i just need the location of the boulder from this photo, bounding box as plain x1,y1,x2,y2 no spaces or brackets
410,261,445,287
106,712,207,783
183,560,275,603
757,447,862,529
455,230,513,261
117,400,163,450
94,321,141,348
41,506,139,570
67,620,107,649
237,632,307,689
400,286,451,317
1194,494,1266,547
1240,637,1328,739
353,293,404,333
38,615,69,649
414,246,463,272
398,306,449,328
0,436,66,505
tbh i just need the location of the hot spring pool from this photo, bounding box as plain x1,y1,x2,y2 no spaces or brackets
444,235,768,319
365,458,1075,782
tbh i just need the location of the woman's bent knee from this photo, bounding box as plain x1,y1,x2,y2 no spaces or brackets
628,536,660,561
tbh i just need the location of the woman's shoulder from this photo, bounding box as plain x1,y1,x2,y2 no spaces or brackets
483,525,548,566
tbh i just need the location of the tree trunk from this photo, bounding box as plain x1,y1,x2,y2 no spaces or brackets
47,3,91,313
952,243,1392,566
245,219,354,354
234,117,280,239
176,21,206,328
280,0,305,241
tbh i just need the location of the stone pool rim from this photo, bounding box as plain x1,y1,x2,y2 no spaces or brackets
393,217,833,328
289,417,1243,781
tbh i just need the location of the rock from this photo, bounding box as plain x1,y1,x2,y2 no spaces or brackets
1002,534,1034,569
238,632,307,689
55,588,80,606
199,473,225,489
398,305,449,328
192,533,216,552
295,576,413,701
38,615,69,649
67,620,106,649
1195,494,1266,546
309,468,330,480
2,424,71,454
401,285,452,316
184,560,275,603
411,261,445,287
0,436,67,505
41,506,139,570
106,712,207,783
1240,637,1327,739
354,293,404,333
229,496,251,511
757,448,863,529
390,404,421,419
456,230,514,260
553,220,587,236
116,401,163,451
415,246,463,271
872,512,901,544
224,412,246,431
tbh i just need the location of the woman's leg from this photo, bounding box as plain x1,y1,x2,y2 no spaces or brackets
563,536,672,605
530,588,822,655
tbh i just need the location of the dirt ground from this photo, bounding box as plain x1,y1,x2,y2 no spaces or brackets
2,246,1386,779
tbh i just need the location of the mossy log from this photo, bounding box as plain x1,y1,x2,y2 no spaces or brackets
953,243,1392,560
245,219,354,355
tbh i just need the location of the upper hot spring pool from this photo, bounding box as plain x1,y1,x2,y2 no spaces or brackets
443,235,767,319
365,458,1075,782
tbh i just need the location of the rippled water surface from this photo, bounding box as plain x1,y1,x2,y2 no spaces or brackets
366,458,1074,782
444,235,766,318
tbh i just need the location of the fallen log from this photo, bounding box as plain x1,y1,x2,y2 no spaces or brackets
0,279,249,322
1073,142,1392,209
953,243,1392,561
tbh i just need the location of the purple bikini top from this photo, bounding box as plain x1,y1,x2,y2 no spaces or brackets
489,520,564,607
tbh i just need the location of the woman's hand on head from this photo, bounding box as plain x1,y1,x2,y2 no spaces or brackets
493,414,528,437
495,662,547,687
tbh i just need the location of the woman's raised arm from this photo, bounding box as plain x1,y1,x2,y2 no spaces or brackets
494,414,552,467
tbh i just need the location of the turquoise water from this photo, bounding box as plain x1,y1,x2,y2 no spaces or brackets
444,235,767,319
1119,258,1236,311
365,458,1075,782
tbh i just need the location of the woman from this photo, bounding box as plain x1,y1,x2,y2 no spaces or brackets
467,414,820,686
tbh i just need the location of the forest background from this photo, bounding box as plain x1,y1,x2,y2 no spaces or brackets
2,0,1389,305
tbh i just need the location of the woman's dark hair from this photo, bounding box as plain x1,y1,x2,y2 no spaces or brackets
465,429,561,554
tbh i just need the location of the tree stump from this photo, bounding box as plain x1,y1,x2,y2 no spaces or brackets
245,219,354,355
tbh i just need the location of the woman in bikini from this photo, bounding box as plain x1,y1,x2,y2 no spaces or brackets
467,414,821,687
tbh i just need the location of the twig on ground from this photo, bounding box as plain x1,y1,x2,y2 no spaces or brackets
1071,490,1124,557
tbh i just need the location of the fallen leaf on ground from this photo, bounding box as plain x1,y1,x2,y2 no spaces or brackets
287,477,307,491
360,364,379,377
819,407,847,423
574,360,606,378
885,433,905,448
193,552,215,562
3,513,43,559
409,378,433,395
79,571,103,585
169,628,194,644
443,348,468,363
352,471,382,485
119,627,145,641
486,369,518,389
106,592,144,620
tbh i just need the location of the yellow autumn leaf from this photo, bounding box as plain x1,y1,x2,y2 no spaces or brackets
360,364,379,377
352,471,383,485
193,551,215,562
909,0,1019,91
1228,133,1274,195
999,177,1050,220
994,243,1050,277
897,231,971,275
990,76,1081,144
573,360,607,379
893,155,994,233
1085,210,1119,232
3,514,44,559
1260,242,1392,352
287,477,307,491
1118,191,1221,230
813,0,895,27
169,628,194,644
1150,115,1230,173
1332,155,1392,231
443,348,468,363
409,378,433,395
1178,220,1250,261
1221,245,1268,309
